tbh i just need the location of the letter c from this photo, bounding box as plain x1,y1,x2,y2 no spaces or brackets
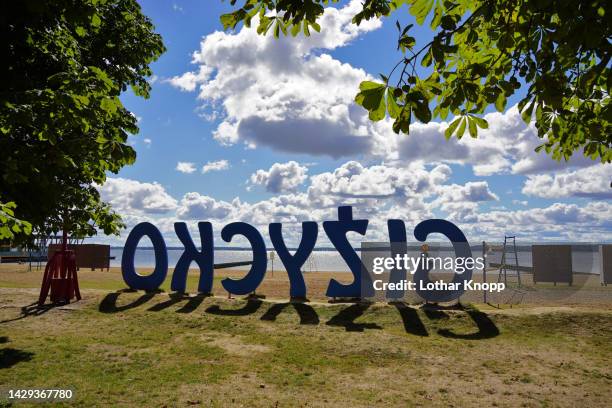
220,222,268,295
412,219,473,302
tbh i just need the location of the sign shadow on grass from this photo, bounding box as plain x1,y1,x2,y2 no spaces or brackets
96,292,499,339
325,303,382,332
205,299,263,316
260,302,320,325
147,293,209,313
390,302,429,337
99,291,157,313
437,310,500,340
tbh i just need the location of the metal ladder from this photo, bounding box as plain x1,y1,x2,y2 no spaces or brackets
498,236,521,287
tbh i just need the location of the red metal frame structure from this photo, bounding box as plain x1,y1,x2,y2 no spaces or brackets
38,230,81,306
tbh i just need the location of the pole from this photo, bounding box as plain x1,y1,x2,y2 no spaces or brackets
60,228,67,279
514,237,521,287
269,251,275,277
482,241,487,304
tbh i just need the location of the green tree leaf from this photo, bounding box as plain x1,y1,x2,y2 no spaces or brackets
445,117,461,140
355,81,387,122
472,116,488,129
409,0,434,25
456,117,467,139
495,93,506,112
521,100,536,124
468,116,478,138
387,88,401,119
412,101,432,123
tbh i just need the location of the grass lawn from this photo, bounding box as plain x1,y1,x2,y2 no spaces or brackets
0,285,611,407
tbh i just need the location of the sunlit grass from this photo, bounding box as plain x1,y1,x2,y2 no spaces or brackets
0,289,610,407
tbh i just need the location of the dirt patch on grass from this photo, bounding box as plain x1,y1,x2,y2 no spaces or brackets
177,373,282,407
207,334,272,357
174,331,272,357
86,343,133,363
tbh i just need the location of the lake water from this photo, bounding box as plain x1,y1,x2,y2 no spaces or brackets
110,248,348,272
111,245,603,275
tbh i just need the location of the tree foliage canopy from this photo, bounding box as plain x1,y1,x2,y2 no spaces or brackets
0,0,165,243
221,0,611,163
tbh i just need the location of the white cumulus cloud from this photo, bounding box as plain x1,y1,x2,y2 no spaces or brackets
176,161,197,174
176,192,234,219
249,161,308,193
522,165,612,199
202,159,230,174
98,178,178,215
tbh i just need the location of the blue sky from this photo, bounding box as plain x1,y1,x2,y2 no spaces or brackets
100,0,611,246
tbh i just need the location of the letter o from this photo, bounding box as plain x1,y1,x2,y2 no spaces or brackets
121,222,168,291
